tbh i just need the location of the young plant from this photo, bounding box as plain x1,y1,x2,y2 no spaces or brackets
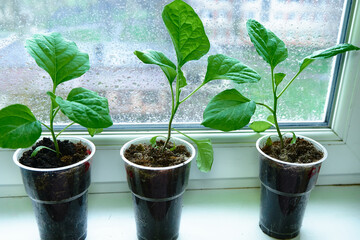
134,0,261,172
0,32,113,157
202,19,360,148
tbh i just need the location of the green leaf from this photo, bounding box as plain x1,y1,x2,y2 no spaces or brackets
246,19,288,68
150,136,158,147
265,136,273,146
56,87,113,129
134,50,177,84
299,58,315,73
87,128,103,137
162,0,210,67
249,121,272,133
0,104,42,149
46,91,59,108
177,68,187,88
172,128,213,173
274,73,286,86
249,115,275,132
170,141,177,151
290,132,297,144
204,54,261,84
31,146,57,157
25,32,90,88
299,43,360,72
150,135,165,147
193,138,213,173
202,89,256,131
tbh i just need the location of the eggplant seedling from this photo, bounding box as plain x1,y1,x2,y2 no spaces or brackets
0,33,113,156
202,19,360,148
134,0,261,172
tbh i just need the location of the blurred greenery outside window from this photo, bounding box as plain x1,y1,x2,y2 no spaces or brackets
0,0,350,130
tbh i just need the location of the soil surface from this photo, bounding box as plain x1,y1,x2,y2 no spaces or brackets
124,140,191,167
261,137,324,164
20,137,89,168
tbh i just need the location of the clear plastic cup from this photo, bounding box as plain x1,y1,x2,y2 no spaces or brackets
256,134,327,239
120,136,195,240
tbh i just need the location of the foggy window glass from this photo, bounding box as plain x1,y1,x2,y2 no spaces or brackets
0,0,346,128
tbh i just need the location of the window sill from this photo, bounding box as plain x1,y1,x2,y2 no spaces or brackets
0,185,359,239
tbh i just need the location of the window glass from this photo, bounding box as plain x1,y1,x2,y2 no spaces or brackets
0,0,346,127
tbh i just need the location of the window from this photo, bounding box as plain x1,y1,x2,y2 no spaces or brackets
0,0,351,129
0,0,360,196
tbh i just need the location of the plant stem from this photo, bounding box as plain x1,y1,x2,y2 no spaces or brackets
275,67,305,147
164,104,178,150
271,67,284,148
50,120,60,157
164,84,175,149
164,67,182,150
49,85,60,157
170,82,175,120
273,103,283,148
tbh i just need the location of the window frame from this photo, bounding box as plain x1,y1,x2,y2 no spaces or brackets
84,0,359,146
46,0,354,132
0,0,359,197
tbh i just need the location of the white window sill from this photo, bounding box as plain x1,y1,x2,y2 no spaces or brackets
0,185,359,240
1,0,360,198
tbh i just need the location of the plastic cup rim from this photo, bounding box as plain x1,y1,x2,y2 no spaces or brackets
256,133,328,167
13,136,95,172
120,136,196,171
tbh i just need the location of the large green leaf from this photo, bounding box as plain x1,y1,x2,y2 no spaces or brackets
134,50,177,84
202,89,256,131
194,138,213,173
246,19,288,68
25,32,90,88
204,54,261,84
162,0,210,67
299,43,360,72
56,87,113,128
0,104,41,149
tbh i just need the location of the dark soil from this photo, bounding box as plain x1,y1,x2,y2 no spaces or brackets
124,140,191,167
261,137,324,164
20,137,89,168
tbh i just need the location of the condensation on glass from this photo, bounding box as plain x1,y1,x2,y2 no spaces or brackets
0,0,345,126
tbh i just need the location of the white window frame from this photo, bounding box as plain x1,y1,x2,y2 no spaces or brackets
0,1,359,197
